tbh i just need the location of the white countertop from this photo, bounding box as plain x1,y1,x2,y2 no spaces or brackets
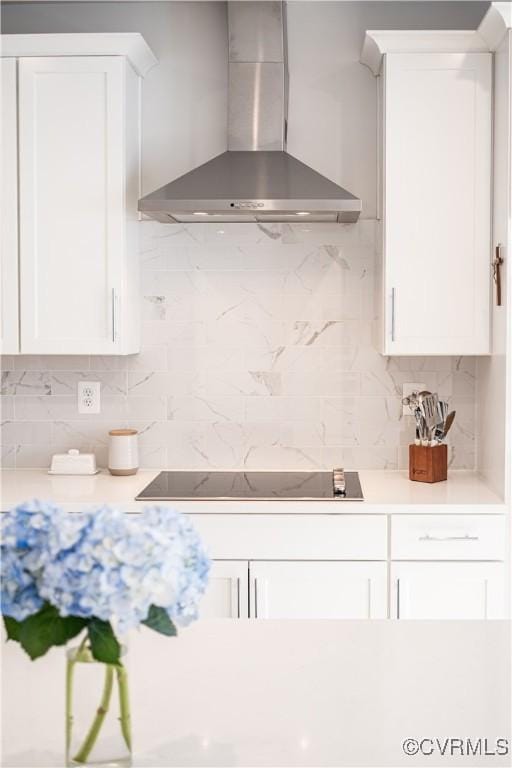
0,468,505,513
2,621,510,767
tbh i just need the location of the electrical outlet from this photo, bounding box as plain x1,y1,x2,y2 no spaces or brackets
402,382,425,416
78,381,101,414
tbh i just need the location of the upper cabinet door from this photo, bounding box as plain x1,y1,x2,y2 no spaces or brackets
1,58,19,354
383,53,492,355
18,56,131,354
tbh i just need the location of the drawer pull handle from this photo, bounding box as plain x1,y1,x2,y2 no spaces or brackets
418,534,479,542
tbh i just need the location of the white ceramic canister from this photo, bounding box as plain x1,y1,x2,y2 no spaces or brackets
108,429,139,476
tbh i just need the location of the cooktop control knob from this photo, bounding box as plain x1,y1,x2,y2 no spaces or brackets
333,468,346,497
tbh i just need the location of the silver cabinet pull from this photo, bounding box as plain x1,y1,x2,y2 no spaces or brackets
396,578,400,619
391,287,396,342
418,534,479,542
236,577,241,619
112,289,118,343
254,577,258,619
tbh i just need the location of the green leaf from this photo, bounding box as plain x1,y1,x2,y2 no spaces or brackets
141,605,177,637
88,619,121,664
3,615,22,642
61,615,88,642
18,603,87,660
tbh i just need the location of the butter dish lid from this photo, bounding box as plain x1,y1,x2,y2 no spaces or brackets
48,449,99,476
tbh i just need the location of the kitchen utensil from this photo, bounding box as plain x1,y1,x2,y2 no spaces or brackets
49,449,98,475
437,399,449,425
442,410,456,438
418,391,441,444
433,400,449,442
433,408,456,443
416,408,429,446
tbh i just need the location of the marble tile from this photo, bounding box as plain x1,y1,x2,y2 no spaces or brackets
127,372,175,397
0,219,477,471
168,396,246,422
1,396,14,419
322,445,399,471
1,444,16,468
14,445,54,469
167,347,245,373
281,370,361,397
1,421,52,445
245,396,321,422
12,355,90,371
137,445,168,469
49,372,127,396
361,369,438,397
13,396,115,422
1,372,52,396
51,421,114,449
167,422,246,469
123,397,168,421
242,444,323,470
0,356,14,371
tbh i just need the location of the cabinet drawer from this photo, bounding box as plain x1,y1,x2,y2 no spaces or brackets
192,514,387,560
391,515,505,561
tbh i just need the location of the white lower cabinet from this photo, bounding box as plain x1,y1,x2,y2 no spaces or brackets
391,562,506,620
202,561,387,620
193,514,506,621
250,561,388,619
200,561,249,619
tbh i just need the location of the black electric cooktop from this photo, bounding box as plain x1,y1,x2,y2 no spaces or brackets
135,470,364,501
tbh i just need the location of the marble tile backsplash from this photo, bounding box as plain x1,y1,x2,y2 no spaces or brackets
0,220,476,470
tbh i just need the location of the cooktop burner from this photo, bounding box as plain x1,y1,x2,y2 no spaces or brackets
135,470,363,501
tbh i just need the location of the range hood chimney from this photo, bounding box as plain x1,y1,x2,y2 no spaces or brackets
138,1,362,224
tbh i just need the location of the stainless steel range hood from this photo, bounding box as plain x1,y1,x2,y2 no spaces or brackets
138,1,362,224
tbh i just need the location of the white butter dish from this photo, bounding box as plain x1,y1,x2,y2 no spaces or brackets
48,449,99,475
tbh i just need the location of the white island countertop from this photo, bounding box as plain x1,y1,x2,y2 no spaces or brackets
0,468,506,513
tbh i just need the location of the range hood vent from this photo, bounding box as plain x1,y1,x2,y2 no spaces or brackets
138,1,361,224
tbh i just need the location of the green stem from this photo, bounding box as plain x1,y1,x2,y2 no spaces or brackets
66,636,88,756
65,658,75,755
115,665,132,751
72,664,115,764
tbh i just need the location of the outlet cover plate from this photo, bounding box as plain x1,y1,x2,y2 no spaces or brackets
402,382,425,416
78,381,101,414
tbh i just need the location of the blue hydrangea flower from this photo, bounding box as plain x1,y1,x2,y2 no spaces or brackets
1,501,210,633
1,500,83,621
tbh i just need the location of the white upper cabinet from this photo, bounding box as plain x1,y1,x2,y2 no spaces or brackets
362,34,492,355
0,58,19,354
1,35,157,354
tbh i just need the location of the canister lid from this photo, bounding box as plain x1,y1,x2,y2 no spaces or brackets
109,429,138,436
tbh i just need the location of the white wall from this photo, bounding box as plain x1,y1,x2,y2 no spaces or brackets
1,1,489,215
1,2,230,195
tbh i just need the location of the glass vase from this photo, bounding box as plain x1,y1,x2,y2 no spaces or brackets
66,644,132,767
